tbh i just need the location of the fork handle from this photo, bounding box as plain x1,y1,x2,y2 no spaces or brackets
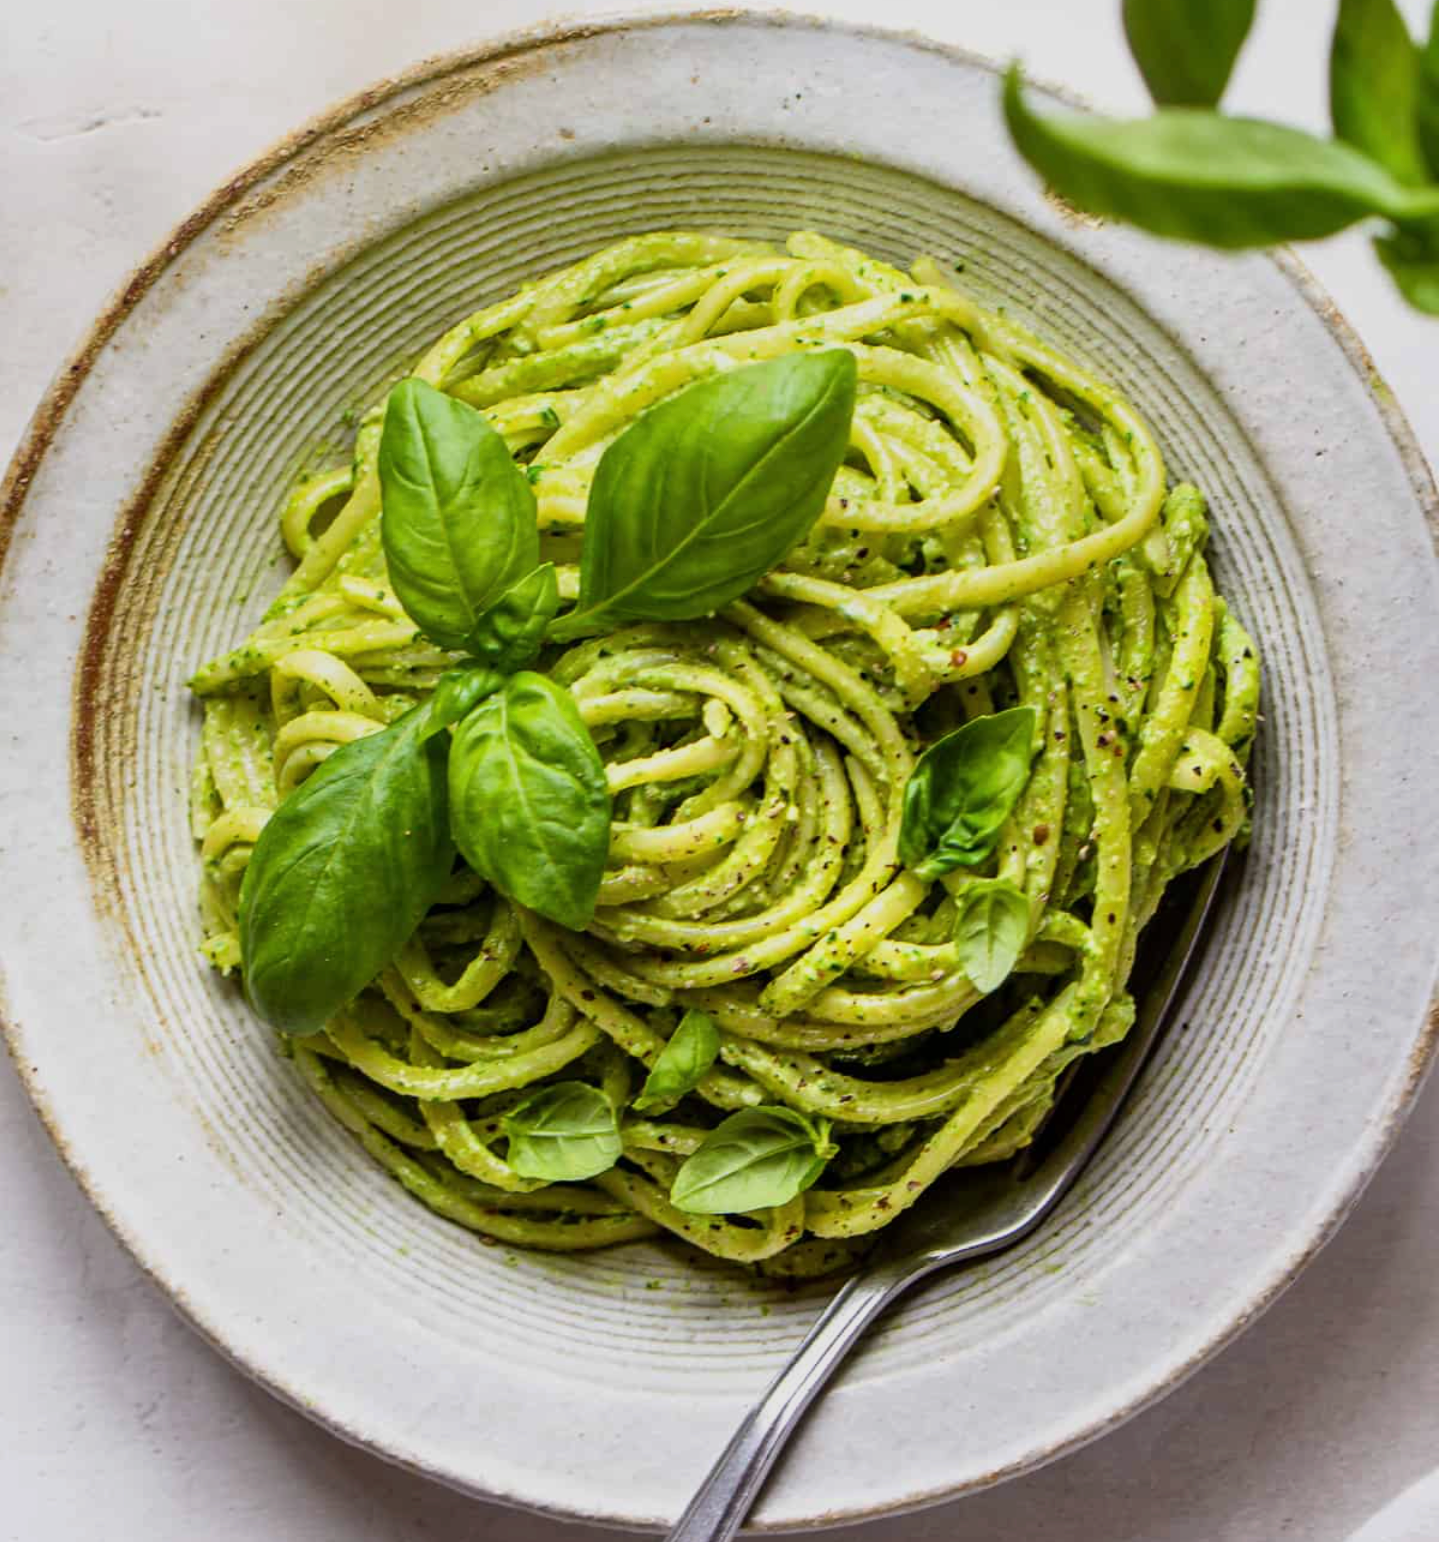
665,1268,913,1542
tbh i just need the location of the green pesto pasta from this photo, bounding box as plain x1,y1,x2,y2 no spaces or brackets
190,230,1259,1272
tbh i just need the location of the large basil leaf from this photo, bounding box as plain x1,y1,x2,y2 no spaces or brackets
378,378,539,651
466,563,559,673
448,670,611,931
1003,67,1438,248
503,1082,621,1181
633,1009,720,1113
952,879,1031,994
556,351,857,634
1123,0,1255,108
1330,0,1432,185
670,1107,835,1216
239,709,453,1035
1420,4,1438,181
898,706,1038,881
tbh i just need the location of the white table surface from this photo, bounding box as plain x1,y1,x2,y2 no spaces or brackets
1,3,1434,1539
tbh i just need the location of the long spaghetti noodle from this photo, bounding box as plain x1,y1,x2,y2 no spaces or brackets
190,231,1258,1272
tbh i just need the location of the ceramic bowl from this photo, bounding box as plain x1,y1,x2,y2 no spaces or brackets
1,13,1434,1531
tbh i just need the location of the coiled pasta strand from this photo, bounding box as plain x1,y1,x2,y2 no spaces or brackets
191,231,1259,1270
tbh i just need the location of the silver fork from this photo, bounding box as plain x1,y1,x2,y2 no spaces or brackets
666,853,1228,1542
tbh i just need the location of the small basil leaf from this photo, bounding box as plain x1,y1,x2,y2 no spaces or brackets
378,379,539,650
1123,0,1255,108
418,666,503,741
557,351,857,634
466,563,560,671
952,879,1031,994
1003,66,1439,249
670,1107,835,1216
239,708,453,1035
1330,0,1431,186
1375,219,1440,313
899,706,1038,881
448,670,611,931
633,1009,721,1113
503,1081,621,1181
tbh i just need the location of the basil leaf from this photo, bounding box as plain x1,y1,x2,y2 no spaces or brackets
1419,4,1438,181
1123,0,1255,108
633,1009,720,1113
670,1107,835,1216
1375,219,1440,313
466,563,559,672
1003,66,1438,248
503,1081,621,1181
448,670,611,931
418,666,502,741
952,879,1031,994
378,378,538,650
898,706,1038,881
239,709,453,1036
1330,0,1431,185
557,351,857,634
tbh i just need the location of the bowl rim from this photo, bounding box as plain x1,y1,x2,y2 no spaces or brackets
1,8,1435,1531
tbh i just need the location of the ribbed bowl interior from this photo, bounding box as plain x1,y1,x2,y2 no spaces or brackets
79,144,1334,1392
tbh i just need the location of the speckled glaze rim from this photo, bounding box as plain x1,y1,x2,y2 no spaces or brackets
0,10,1434,1532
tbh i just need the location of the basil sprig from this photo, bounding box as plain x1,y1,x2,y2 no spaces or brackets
952,879,1031,994
239,709,453,1035
375,381,613,933
633,1009,721,1113
1004,0,1440,313
553,351,857,637
503,1082,622,1181
898,706,1038,880
449,672,611,932
671,1107,836,1215
378,379,539,651
242,348,860,1031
